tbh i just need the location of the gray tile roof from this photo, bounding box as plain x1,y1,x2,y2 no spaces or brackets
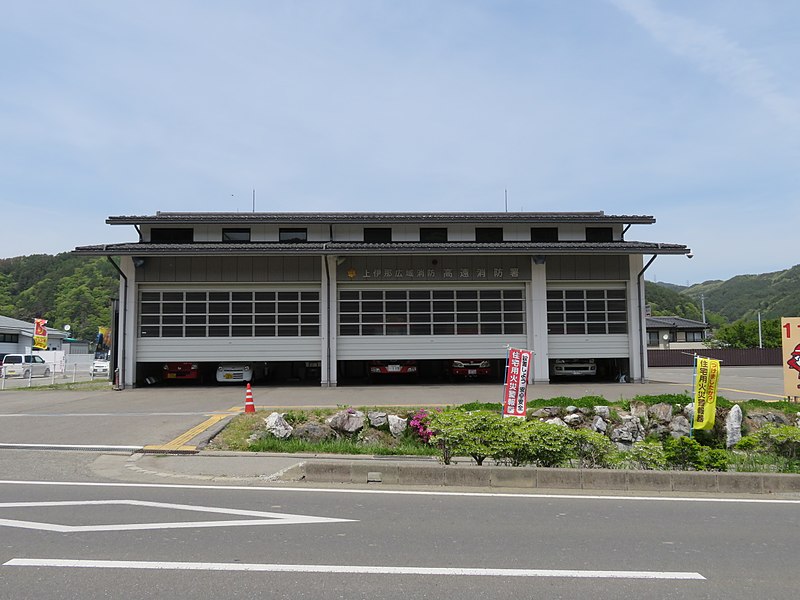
73,240,690,256
106,211,657,225
0,315,67,337
646,316,708,329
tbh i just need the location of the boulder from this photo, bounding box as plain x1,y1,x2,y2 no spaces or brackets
725,404,743,448
630,401,649,426
292,421,337,443
683,403,694,420
669,415,691,438
545,417,568,427
610,416,645,445
531,407,560,418
563,413,584,427
264,412,293,439
648,403,673,424
367,411,388,429
327,409,366,435
358,429,396,447
565,405,578,414
388,414,407,437
591,415,607,433
593,406,611,419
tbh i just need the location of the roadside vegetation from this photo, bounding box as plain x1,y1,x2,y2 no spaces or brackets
210,395,800,474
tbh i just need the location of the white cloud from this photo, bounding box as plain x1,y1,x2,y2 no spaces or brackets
610,0,800,126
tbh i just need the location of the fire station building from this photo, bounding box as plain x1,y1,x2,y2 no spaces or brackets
73,211,690,388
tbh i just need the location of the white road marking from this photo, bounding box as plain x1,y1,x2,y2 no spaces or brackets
0,443,142,451
1,479,799,504
0,499,354,532
2,558,705,579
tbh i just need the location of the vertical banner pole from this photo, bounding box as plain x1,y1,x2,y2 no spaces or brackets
501,347,511,406
690,353,698,438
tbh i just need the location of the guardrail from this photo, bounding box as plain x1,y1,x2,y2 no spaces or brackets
0,362,111,390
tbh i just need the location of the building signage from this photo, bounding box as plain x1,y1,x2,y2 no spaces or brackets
503,348,532,418
782,317,800,400
340,256,531,282
693,356,720,430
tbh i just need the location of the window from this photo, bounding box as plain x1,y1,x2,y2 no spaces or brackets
138,289,320,337
222,228,251,242
475,227,503,243
0,333,19,343
363,228,392,243
150,228,194,243
338,288,525,336
647,331,660,346
546,288,627,334
585,227,613,242
419,227,448,242
531,227,559,242
686,331,704,342
279,228,307,242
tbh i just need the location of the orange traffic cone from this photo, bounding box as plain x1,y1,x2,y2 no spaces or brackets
244,383,255,413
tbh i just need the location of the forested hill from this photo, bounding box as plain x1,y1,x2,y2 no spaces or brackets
0,254,118,341
680,264,800,322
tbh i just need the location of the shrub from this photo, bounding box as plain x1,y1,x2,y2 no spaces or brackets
518,421,576,468
664,436,704,470
427,409,506,465
700,448,730,471
573,429,616,468
626,441,667,470
408,409,437,444
754,425,800,460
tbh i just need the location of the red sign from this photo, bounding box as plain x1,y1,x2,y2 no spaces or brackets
503,348,532,418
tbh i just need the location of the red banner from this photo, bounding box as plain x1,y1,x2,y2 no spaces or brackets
503,348,532,418
33,318,48,350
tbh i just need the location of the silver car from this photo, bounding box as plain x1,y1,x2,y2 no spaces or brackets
1,354,51,378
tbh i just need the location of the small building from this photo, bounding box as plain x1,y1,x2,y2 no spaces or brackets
0,314,68,359
646,316,708,350
73,211,691,388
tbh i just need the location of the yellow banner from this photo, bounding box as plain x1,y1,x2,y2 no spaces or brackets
33,318,48,350
693,357,720,430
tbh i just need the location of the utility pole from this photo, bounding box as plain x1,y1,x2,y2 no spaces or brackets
700,293,706,324
758,311,763,348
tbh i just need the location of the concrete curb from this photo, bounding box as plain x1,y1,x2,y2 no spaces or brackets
300,459,800,494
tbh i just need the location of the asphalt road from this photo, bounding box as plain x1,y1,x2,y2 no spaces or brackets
0,366,796,598
1,476,799,599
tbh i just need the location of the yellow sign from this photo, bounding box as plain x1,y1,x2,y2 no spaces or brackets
782,317,800,400
33,318,48,350
693,357,721,430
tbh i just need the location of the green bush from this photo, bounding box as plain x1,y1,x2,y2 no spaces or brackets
427,409,508,465
699,448,730,471
518,421,576,468
573,429,616,468
626,440,667,470
664,436,704,470
754,424,800,460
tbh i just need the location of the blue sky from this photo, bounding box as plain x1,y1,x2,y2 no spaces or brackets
1,0,798,285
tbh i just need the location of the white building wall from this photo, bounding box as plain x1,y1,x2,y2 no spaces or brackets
337,335,524,360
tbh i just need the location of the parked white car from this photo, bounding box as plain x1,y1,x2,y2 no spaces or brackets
216,362,266,383
92,359,110,375
1,354,51,378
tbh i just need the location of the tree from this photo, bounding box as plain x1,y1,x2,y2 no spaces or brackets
710,318,781,349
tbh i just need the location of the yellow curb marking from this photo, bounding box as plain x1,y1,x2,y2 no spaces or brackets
657,381,786,400
144,413,232,453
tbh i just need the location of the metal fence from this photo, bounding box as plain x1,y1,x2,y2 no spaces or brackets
0,361,111,390
648,348,782,367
